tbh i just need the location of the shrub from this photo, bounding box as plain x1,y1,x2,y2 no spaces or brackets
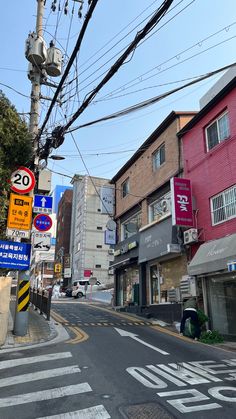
199,329,224,344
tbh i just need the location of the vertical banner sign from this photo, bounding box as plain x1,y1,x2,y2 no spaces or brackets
100,186,115,214
170,177,193,227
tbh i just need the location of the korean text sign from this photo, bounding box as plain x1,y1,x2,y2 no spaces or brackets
171,177,193,227
0,240,31,270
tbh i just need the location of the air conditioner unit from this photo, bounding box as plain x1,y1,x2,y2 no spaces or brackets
108,268,114,275
108,249,114,255
184,228,198,245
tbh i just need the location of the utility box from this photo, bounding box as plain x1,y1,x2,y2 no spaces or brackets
38,170,52,193
45,45,62,77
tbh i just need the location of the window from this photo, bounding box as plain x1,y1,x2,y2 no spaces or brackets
206,111,230,151
96,245,102,248
148,192,171,223
95,264,101,268
121,178,130,198
211,185,236,225
152,144,165,171
97,226,103,230
121,212,141,240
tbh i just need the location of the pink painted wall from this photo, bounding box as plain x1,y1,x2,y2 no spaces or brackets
182,88,236,241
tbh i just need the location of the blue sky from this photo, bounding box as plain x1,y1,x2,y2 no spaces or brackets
1,0,236,189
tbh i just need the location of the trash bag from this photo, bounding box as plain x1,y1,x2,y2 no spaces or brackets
183,318,196,338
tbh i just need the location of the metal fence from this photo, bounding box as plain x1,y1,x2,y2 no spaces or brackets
30,288,51,321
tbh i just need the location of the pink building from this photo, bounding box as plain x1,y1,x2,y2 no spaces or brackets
178,71,236,339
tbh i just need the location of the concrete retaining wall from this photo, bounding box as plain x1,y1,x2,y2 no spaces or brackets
0,277,12,346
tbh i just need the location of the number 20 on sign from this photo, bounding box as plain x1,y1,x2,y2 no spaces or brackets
10,166,35,194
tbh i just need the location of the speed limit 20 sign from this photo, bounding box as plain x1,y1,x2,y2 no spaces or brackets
10,166,35,194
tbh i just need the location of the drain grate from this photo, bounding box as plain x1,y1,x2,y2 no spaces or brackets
119,402,174,419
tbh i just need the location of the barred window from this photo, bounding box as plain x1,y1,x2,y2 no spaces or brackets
206,112,230,151
211,185,236,225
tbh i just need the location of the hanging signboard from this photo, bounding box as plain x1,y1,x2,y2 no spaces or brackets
7,193,33,231
10,166,35,194
170,177,194,227
0,240,31,270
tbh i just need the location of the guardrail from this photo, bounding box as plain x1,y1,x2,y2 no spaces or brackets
30,288,51,321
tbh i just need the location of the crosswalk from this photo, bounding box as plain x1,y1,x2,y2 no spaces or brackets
0,351,111,418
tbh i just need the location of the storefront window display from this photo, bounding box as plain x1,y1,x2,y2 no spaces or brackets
117,266,139,306
207,274,236,337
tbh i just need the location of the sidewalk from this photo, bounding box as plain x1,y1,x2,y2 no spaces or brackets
2,301,57,349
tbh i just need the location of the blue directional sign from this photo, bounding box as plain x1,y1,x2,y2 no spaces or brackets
33,195,53,214
0,240,31,270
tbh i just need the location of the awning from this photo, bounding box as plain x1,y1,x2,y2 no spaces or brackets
188,233,236,276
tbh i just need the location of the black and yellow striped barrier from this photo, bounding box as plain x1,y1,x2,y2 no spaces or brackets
17,280,30,312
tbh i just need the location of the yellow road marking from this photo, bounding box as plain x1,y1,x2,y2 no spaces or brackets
66,326,89,344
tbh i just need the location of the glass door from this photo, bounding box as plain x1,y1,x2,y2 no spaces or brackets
150,265,159,304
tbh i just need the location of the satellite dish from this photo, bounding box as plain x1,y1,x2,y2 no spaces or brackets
106,219,116,231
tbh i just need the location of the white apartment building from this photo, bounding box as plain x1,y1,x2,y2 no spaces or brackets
70,175,115,286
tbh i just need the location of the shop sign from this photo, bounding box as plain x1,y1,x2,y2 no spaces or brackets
227,261,236,272
54,263,61,273
100,186,114,214
128,241,138,251
170,177,193,227
64,268,71,278
7,193,33,231
167,243,181,253
114,249,121,257
104,230,116,245
0,240,31,270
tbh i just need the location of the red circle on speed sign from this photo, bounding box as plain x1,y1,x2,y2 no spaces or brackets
10,166,36,194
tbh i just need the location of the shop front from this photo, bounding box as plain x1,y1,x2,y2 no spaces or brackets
138,217,186,321
188,233,236,339
111,234,139,307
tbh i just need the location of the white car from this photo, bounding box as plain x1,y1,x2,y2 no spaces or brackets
72,279,105,298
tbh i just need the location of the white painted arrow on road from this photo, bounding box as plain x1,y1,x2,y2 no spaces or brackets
114,328,169,355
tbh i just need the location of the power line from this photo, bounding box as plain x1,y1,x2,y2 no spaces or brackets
61,0,174,135
37,0,99,143
67,62,236,132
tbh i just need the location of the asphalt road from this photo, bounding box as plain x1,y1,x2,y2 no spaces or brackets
1,301,236,419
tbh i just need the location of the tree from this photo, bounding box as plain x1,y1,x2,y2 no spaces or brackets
0,90,33,239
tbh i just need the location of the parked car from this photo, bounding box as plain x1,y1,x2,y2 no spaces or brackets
72,279,105,298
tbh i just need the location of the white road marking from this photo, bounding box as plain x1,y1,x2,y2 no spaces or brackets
208,386,236,402
146,365,187,387
0,383,92,408
37,404,111,419
115,328,169,355
0,352,72,370
157,389,221,413
157,363,210,385
126,367,168,389
0,365,81,388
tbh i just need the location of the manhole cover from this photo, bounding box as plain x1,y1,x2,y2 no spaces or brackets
120,402,174,419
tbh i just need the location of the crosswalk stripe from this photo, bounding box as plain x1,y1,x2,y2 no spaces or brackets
37,404,111,419
0,365,81,388
0,383,92,408
0,352,72,370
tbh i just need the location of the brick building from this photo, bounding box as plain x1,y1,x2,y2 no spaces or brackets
178,70,236,338
111,111,196,319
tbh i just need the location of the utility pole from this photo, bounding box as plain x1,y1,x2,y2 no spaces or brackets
13,0,44,336
29,0,44,165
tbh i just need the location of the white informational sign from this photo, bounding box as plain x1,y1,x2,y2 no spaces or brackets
6,228,31,239
10,166,35,194
64,268,71,278
100,186,114,215
32,232,51,251
104,230,116,245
